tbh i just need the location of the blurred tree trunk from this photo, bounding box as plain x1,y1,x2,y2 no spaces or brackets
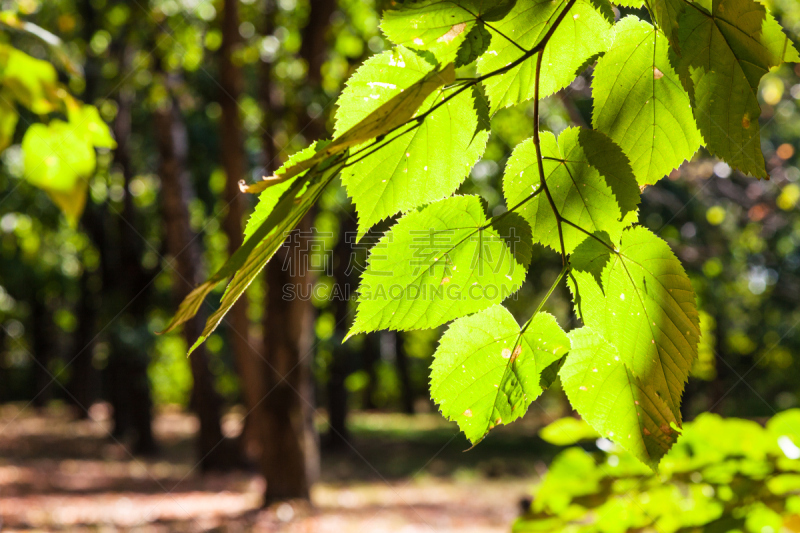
394,332,415,414
112,35,156,452
362,334,379,410
67,0,104,418
326,213,356,448
219,0,266,461
154,85,232,470
262,222,318,502
255,0,335,502
68,259,98,416
30,296,53,408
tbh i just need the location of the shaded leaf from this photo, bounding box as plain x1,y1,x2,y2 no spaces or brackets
568,226,700,421
0,93,18,152
650,0,684,45
561,327,680,470
456,20,492,67
676,0,799,177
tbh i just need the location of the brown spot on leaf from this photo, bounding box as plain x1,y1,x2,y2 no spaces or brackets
643,427,651,436
437,22,467,43
653,67,663,80
501,348,512,359
742,113,751,129
463,409,473,417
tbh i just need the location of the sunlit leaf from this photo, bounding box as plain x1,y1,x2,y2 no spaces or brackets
431,305,569,443
568,226,700,421
380,0,512,63
0,44,60,114
502,127,639,254
348,195,525,336
539,415,600,446
338,47,488,239
478,0,611,112
593,17,702,186
561,327,680,469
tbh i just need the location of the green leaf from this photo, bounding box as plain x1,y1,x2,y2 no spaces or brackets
0,44,60,114
767,408,800,449
380,0,508,63
0,93,18,152
568,226,700,421
561,327,681,470
649,0,684,45
592,17,703,187
676,0,798,177
162,160,342,350
22,121,95,192
67,104,117,149
539,416,600,446
491,211,534,269
242,142,325,240
762,9,800,64
338,47,488,238
21,121,95,224
240,50,455,196
502,127,639,254
477,0,611,112
533,447,602,514
430,305,569,443
348,195,525,337
456,20,492,67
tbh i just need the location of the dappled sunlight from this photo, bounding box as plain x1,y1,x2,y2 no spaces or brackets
0,406,540,532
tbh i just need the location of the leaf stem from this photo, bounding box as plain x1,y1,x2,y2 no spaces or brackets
521,261,570,335
560,216,618,253
532,50,566,265
346,0,577,167
530,0,576,267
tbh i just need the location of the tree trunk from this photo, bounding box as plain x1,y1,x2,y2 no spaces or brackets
218,0,267,463
67,0,103,418
362,334,379,410
262,219,318,502
154,87,232,470
394,332,415,414
326,212,357,448
30,296,53,408
254,0,333,502
67,268,98,417
114,55,157,452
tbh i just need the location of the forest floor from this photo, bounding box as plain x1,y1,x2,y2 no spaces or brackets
0,403,563,532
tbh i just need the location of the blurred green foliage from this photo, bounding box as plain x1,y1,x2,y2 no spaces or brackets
517,410,800,533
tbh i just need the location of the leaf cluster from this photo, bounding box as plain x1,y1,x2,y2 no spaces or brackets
516,410,800,532
0,22,115,224
167,0,799,467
